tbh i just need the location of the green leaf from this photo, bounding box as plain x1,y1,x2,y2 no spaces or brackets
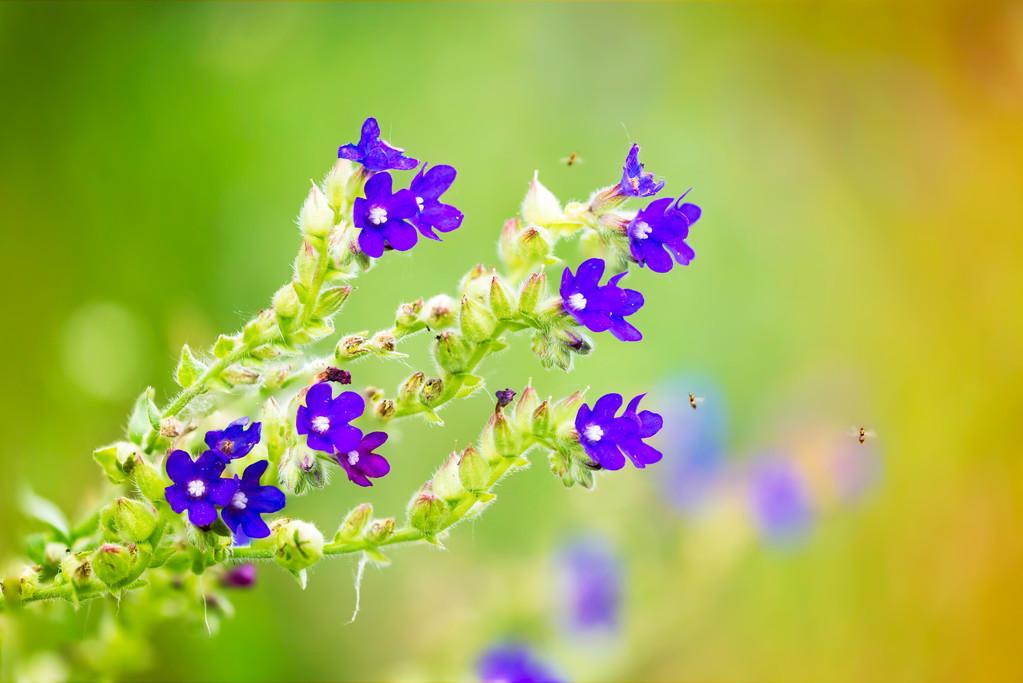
455,374,484,399
213,334,239,359
126,387,159,444
363,548,391,566
174,344,205,388
93,443,129,484
19,488,70,542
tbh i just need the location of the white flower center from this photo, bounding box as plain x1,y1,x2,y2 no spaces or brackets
415,196,425,212
568,293,587,310
632,221,652,239
584,423,604,442
347,450,360,466
312,415,331,434
187,479,206,498
368,206,388,225
231,491,248,510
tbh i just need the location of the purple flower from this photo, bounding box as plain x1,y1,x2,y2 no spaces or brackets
334,431,390,487
749,455,812,542
221,460,286,543
338,117,418,172
410,163,463,240
574,393,640,471
618,393,664,467
353,172,420,258
296,382,364,454
558,537,621,634
478,644,562,683
221,563,257,589
204,417,261,462
628,195,701,272
560,258,645,342
164,450,236,528
495,388,516,408
619,143,664,198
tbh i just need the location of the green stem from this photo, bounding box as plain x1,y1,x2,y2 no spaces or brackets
0,580,147,611
296,244,331,330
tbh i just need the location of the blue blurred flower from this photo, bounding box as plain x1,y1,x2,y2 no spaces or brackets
477,644,562,683
558,537,621,634
748,454,812,542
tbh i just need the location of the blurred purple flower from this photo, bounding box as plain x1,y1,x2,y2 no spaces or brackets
296,382,364,454
560,258,645,342
410,163,463,240
749,454,812,542
164,450,236,528
334,431,391,487
558,537,621,634
204,417,261,462
221,563,257,589
338,117,418,172
478,644,562,683
353,172,420,257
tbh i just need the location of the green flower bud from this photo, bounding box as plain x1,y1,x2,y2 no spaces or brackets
60,552,94,589
222,364,260,385
272,520,324,572
299,182,334,239
336,333,369,361
431,452,465,502
369,330,398,354
261,397,291,465
100,497,158,543
213,333,240,359
419,377,444,406
243,309,277,345
423,294,457,329
128,454,167,502
334,503,373,542
489,276,515,320
397,372,426,407
314,285,352,319
458,446,491,492
460,295,498,342
93,543,148,589
532,400,551,435
323,158,356,212
459,264,491,302
272,283,301,320
407,485,447,536
517,272,547,315
552,389,587,429
2,564,39,602
513,384,541,433
498,217,522,267
93,441,138,485
557,328,593,355
364,517,396,544
395,298,425,330
491,409,517,457
434,331,473,374
295,240,320,291
521,170,563,227
374,399,396,421
43,542,68,568
518,226,553,269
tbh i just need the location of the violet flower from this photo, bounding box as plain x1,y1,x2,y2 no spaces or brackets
338,117,418,172
353,172,420,258
574,393,641,471
410,163,463,240
221,460,286,543
164,450,236,528
221,563,257,589
558,537,621,634
560,258,645,342
477,644,562,683
749,454,812,542
335,431,390,487
628,195,701,272
204,417,261,462
296,382,364,454
618,393,664,468
619,143,664,198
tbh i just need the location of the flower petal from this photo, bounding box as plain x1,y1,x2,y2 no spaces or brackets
609,317,643,342
248,486,287,513
361,431,389,452
364,171,392,200
242,460,268,485
187,500,218,527
241,512,271,540
360,117,381,145
574,258,606,291
305,382,333,409
383,219,419,251
165,485,189,513
421,202,463,233
165,450,194,484
413,164,456,200
358,226,386,258
357,452,390,478
333,391,366,420
591,393,624,420
330,424,363,453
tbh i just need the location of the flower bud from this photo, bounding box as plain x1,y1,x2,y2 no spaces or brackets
459,264,491,302
221,563,257,589
2,564,39,601
323,158,356,211
272,283,301,320
498,217,522,267
489,276,515,320
532,400,551,435
491,409,517,457
518,272,547,314
434,331,472,374
458,446,490,492
531,329,571,370
513,384,541,433
299,182,334,239
43,542,68,568
243,308,277,345
407,484,447,536
296,240,320,291
431,452,465,502
420,377,444,406
272,520,324,572
365,517,396,544
261,397,290,463
397,372,426,407
335,503,373,542
521,170,563,227
518,226,553,268
336,333,369,361
460,295,498,342
92,543,144,588
129,454,167,502
60,552,94,589
552,389,587,426
222,364,260,386
213,333,240,359
174,344,205,389
363,385,385,402
423,294,457,329
374,399,396,421
100,497,158,544
395,298,425,330
314,285,352,319
557,328,593,355
369,330,397,354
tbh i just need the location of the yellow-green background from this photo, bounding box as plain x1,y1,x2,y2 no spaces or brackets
1,2,1021,681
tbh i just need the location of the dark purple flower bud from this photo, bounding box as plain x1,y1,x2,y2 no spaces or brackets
204,417,262,462
560,258,645,342
318,366,352,385
353,172,420,258
296,382,364,454
221,563,257,589
749,455,812,542
337,117,418,172
495,388,516,408
477,643,562,683
334,431,391,487
409,163,463,240
628,194,702,272
164,451,237,528
619,143,665,198
558,537,621,634
220,460,286,544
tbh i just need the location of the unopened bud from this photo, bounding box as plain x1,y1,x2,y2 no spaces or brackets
431,452,465,501
130,455,167,502
434,331,472,374
93,543,142,588
407,485,447,535
495,388,516,408
459,264,491,302
336,333,368,361
363,386,385,402
365,517,396,544
531,329,571,370
532,400,551,434
100,497,158,543
296,240,320,290
521,170,563,226
458,446,490,492
323,158,356,211
314,286,352,318
489,277,515,320
552,389,587,429
2,564,39,601
518,226,553,268
243,309,277,345
335,503,373,542
60,552,94,588
374,399,396,421
273,283,301,320
514,384,541,433
317,366,352,384
397,372,426,406
420,377,444,406
498,217,522,266
557,329,592,355
423,294,457,328
518,272,547,314
460,295,497,342
299,182,334,238
395,298,425,330
272,519,324,572
369,330,397,354
222,364,260,385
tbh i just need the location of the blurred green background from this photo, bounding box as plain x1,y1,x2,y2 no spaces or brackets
1,1,1021,681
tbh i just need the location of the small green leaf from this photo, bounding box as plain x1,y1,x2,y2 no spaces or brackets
455,374,484,399
174,344,205,388
19,488,70,542
93,443,129,484
126,387,159,444
363,548,391,566
213,334,239,359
